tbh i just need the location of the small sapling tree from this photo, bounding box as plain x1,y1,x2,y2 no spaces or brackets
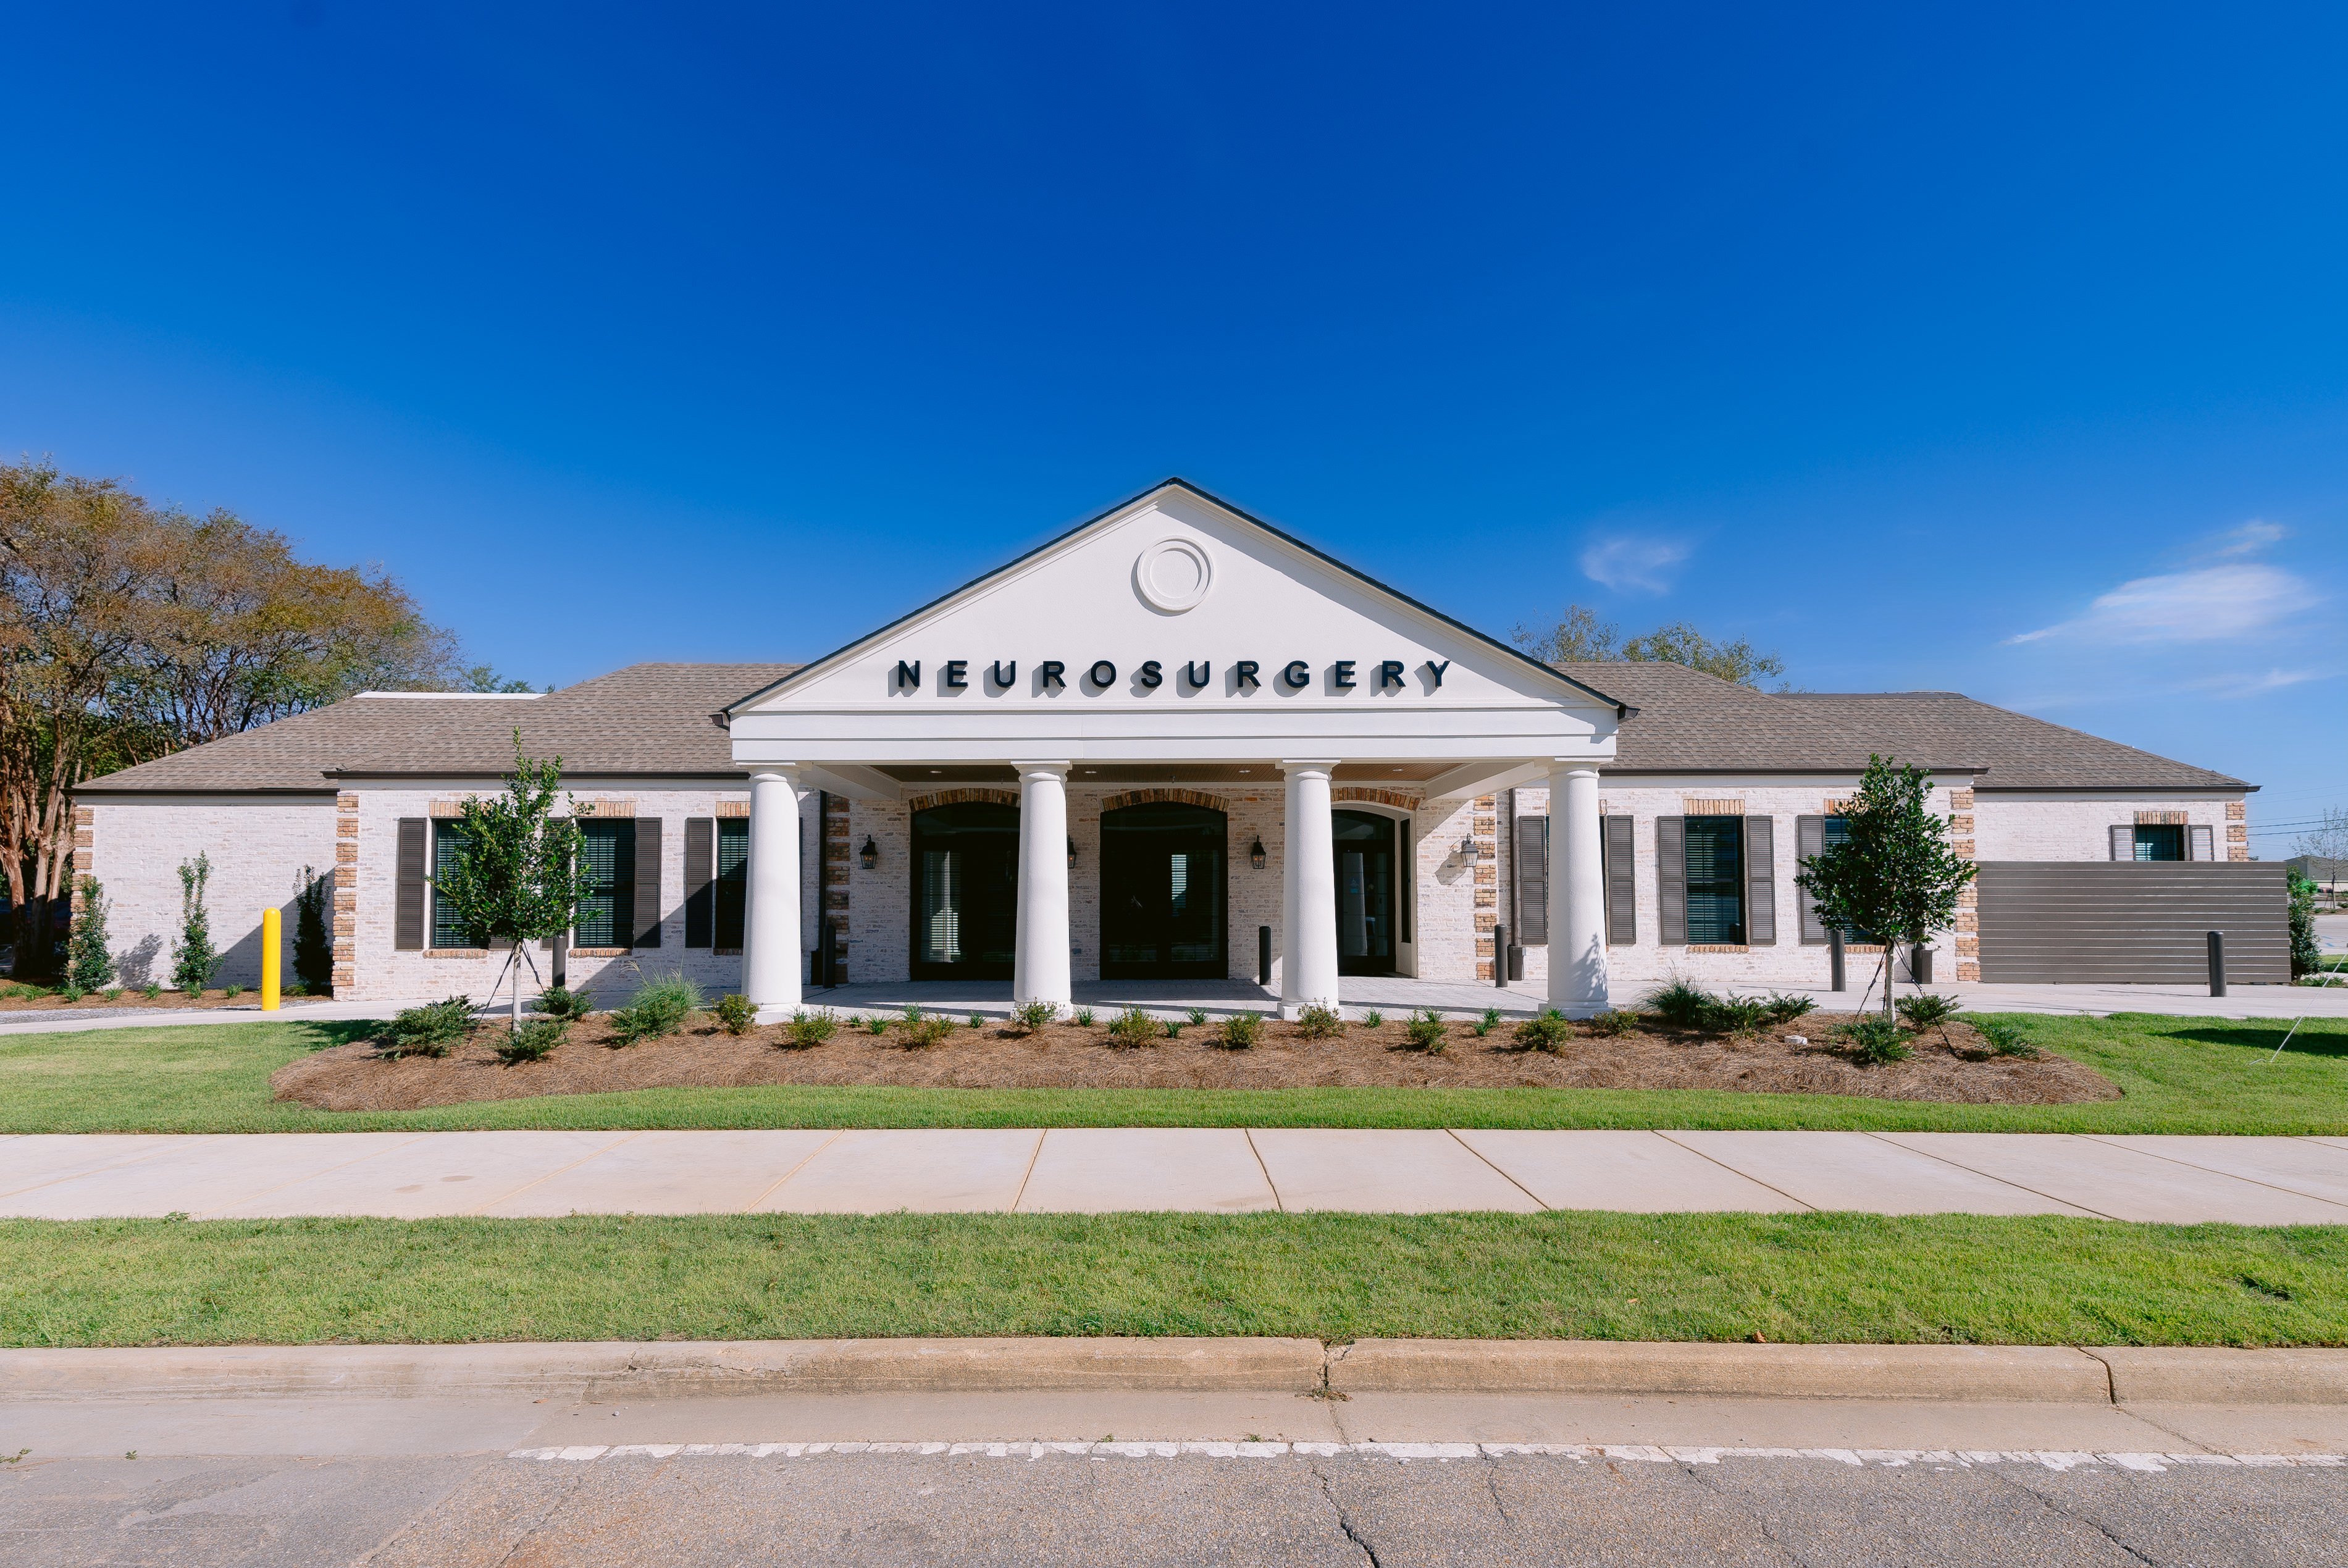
426,734,598,1034
1795,755,1977,1020
291,867,334,992
66,874,116,991
170,853,221,995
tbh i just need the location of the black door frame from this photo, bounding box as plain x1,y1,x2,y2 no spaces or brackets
907,801,1020,981
1098,800,1230,979
1333,808,1401,977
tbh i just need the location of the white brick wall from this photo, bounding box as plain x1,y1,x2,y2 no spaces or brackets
1973,792,2244,862
85,798,338,988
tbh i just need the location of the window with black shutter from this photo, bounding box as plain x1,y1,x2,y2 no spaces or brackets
684,818,715,948
715,818,750,949
1515,815,1549,944
576,820,635,948
431,820,474,949
1683,816,1745,944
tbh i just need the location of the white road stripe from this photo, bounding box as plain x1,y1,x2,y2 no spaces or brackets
507,1442,2347,1472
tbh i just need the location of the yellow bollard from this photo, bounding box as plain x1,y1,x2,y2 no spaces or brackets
261,907,281,1011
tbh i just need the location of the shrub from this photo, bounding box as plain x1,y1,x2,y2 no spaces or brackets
1472,1007,1501,1039
900,1015,955,1048
713,994,758,1036
1586,1008,1639,1038
862,1014,891,1036
1071,1008,1096,1027
222,983,245,1000
1162,1018,1184,1038
381,996,474,1059
1896,993,1960,1028
291,868,334,992
967,1013,985,1030
103,987,121,1002
1700,994,1767,1037
901,1003,926,1026
608,975,700,1046
1976,1018,2039,1058
497,1017,568,1064
2289,871,2320,978
1293,1004,1344,1039
1645,979,1716,1029
1010,1000,1060,1034
1514,1008,1575,1053
1218,1012,1264,1049
170,853,222,996
66,874,115,991
1360,1009,1384,1029
141,983,162,1002
1105,1006,1159,1047
1840,1014,1911,1065
536,986,595,1021
1761,991,1816,1025
1186,1007,1208,1026
57,981,85,1003
784,1008,839,1048
1402,1008,1448,1052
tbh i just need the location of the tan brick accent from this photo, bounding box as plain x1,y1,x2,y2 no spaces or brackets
1822,797,1852,813
1331,787,1423,810
1956,885,1978,909
569,947,629,958
906,788,1021,811
332,792,361,990
2136,809,2188,825
2228,821,2250,862
1955,934,1979,957
1097,787,1228,813
1688,944,1750,954
1946,787,1974,810
1956,960,1981,981
1952,839,1976,857
1955,911,1978,933
2226,800,2247,820
1685,798,1745,815
429,797,480,818
1949,813,1975,834
716,800,751,818
572,799,637,818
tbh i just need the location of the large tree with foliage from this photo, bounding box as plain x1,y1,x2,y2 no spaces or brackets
2,459,469,976
1795,755,1977,1019
427,736,600,1033
1511,603,1788,689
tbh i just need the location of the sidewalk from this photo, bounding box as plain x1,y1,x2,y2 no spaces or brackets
6,1128,2347,1222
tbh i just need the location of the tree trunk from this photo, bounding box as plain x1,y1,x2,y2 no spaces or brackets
509,949,522,1036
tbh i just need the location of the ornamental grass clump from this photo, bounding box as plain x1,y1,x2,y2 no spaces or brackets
1071,1008,1096,1027
1513,1008,1576,1054
1105,1006,1160,1048
899,1015,955,1048
1402,1008,1449,1052
1896,993,1960,1028
1472,1007,1501,1038
1976,1018,2039,1058
1293,1004,1344,1039
1761,991,1816,1025
862,1014,891,1036
381,996,474,1059
783,1008,839,1049
713,994,758,1036
536,986,595,1021
1644,979,1716,1029
1186,1007,1209,1026
608,975,699,1046
1010,1000,1060,1035
1586,1007,1639,1038
1839,1013,1911,1065
495,1016,568,1064
1700,994,1768,1038
1217,1011,1263,1049
1360,1009,1384,1029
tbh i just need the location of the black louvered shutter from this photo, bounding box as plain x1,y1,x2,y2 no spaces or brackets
395,819,427,950
2189,824,2214,862
684,818,715,947
1797,816,1827,942
1604,814,1635,945
634,817,663,949
1657,816,1687,946
1745,816,1776,945
2109,824,2134,861
1516,815,1549,944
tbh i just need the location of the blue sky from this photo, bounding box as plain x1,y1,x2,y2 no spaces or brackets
3,3,2341,847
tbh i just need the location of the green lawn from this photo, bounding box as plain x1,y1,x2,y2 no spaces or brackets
4,1211,2342,1348
2,1012,2345,1133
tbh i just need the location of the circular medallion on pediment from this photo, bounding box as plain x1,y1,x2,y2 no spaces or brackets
1133,537,1214,613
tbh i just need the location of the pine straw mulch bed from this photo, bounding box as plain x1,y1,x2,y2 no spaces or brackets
272,1011,2119,1112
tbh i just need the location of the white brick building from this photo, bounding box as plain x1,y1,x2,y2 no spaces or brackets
75,480,2265,1008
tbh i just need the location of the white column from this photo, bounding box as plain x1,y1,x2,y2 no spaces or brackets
1012,761,1072,1007
743,769,803,1017
1280,760,1340,1018
1547,764,1609,1017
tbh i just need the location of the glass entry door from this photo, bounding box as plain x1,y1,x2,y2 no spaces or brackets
1101,802,1227,978
909,802,1020,979
1333,809,1398,976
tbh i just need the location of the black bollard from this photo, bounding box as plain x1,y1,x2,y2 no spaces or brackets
818,919,837,988
1829,929,1846,992
1493,923,1508,989
2207,929,2226,997
1258,925,1272,987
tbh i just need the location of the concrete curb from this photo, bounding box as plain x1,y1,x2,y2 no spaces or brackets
6,1339,2346,1405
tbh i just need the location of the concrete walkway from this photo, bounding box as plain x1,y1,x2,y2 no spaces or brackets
6,1130,2348,1223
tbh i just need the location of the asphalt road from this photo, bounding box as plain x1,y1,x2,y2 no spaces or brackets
7,1443,2347,1566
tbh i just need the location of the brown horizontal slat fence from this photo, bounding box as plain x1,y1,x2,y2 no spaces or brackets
1975,862,2289,983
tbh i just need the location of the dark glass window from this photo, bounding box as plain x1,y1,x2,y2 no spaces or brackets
1684,815,1745,945
576,820,636,948
2133,824,2186,861
431,820,473,949
715,818,749,949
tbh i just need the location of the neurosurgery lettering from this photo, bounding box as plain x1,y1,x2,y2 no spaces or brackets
891,658,1453,695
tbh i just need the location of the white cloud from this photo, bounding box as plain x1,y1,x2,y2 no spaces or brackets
2005,563,2320,646
2213,519,2287,556
1579,535,1688,593
2179,668,2331,699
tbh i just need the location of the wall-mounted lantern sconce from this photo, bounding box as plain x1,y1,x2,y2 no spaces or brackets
858,835,879,871
1249,837,1267,870
1456,836,1479,860
1067,837,1078,868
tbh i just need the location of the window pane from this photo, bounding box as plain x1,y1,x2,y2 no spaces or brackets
576,821,634,947
2133,824,2185,862
1684,815,1745,945
432,821,472,949
715,819,748,948
921,849,962,963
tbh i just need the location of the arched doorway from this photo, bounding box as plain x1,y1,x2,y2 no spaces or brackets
1100,801,1228,979
909,801,1020,979
1333,809,1402,976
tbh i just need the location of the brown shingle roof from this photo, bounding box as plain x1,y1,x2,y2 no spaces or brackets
1777,691,2250,791
77,664,797,793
